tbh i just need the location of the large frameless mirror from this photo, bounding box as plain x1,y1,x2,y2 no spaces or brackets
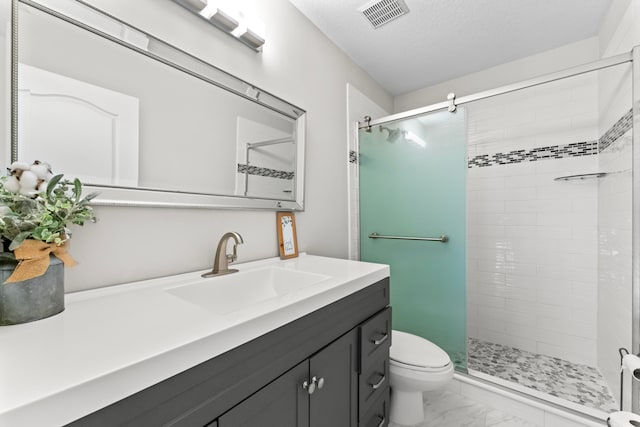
9,0,306,210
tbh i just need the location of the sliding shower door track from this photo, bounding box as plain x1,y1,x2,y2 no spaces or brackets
359,51,632,128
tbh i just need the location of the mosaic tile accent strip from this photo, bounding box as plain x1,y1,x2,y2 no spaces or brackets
349,150,358,164
468,338,618,413
599,108,632,152
468,141,597,168
237,164,294,180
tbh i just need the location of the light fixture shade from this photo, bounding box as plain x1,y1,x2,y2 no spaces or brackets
209,8,239,32
175,0,207,13
238,28,265,49
172,0,265,51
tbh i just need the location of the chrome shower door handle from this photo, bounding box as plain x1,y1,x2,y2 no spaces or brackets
368,232,449,242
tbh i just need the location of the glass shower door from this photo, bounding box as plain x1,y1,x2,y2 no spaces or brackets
359,109,467,368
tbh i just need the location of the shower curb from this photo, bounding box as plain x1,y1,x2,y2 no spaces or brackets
450,373,606,426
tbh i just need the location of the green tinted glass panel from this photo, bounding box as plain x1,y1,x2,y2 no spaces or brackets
359,109,467,369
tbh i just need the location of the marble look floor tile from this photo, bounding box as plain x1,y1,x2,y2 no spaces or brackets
388,390,538,427
484,409,539,427
467,338,618,412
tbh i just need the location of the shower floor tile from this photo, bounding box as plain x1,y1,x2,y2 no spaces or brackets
467,338,618,413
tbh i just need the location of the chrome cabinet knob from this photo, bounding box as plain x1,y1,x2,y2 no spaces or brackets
303,376,325,394
302,379,316,394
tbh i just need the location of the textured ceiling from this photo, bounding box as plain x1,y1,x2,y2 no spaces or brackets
288,0,612,96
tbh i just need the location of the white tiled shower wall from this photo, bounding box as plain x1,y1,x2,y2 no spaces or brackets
466,73,600,365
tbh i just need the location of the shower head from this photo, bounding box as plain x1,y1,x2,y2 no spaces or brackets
379,125,402,142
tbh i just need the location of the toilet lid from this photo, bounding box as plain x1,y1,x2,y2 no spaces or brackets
390,330,451,369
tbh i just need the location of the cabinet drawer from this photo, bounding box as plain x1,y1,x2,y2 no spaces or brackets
359,352,389,417
359,307,391,369
358,385,389,427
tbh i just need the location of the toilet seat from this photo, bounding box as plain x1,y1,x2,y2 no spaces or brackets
390,358,452,373
390,330,451,372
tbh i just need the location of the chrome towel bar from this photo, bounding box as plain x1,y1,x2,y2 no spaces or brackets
368,232,449,243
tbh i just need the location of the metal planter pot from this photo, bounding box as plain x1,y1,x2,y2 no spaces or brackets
0,254,64,326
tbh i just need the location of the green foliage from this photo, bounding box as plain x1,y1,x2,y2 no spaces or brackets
0,174,97,250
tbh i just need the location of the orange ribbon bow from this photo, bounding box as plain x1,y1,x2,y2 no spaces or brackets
4,239,77,284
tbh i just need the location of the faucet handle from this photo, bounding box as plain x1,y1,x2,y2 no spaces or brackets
227,243,239,264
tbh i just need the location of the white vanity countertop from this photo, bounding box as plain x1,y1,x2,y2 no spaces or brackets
0,254,389,426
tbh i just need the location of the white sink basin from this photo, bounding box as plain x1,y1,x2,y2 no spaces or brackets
166,267,331,314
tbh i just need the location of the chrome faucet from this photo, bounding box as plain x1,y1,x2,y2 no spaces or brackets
202,232,244,278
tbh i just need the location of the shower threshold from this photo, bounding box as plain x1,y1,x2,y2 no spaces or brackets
467,338,618,415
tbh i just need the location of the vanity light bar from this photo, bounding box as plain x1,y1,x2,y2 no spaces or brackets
175,0,207,12
208,8,239,32
237,28,265,50
173,0,266,51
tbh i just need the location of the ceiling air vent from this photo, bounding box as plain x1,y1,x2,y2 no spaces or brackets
358,0,409,29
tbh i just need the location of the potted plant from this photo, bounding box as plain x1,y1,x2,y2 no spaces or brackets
0,160,97,325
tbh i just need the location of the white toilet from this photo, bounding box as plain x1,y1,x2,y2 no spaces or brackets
389,330,454,425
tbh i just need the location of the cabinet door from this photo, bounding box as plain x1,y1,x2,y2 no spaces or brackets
218,361,309,427
309,329,359,427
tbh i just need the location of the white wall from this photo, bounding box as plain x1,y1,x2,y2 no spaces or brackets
18,0,392,292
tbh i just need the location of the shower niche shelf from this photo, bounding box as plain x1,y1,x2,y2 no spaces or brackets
553,172,607,181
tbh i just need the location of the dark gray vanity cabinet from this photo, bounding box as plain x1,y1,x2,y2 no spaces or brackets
66,278,389,427
218,329,359,427
309,329,359,427
358,307,391,427
216,360,310,426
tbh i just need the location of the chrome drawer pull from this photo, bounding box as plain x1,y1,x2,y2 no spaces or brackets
376,416,386,427
370,374,386,390
371,332,389,346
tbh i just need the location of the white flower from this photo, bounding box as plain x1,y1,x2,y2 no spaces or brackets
9,161,30,172
0,206,10,216
4,175,20,193
18,170,39,192
37,181,48,194
30,161,53,181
